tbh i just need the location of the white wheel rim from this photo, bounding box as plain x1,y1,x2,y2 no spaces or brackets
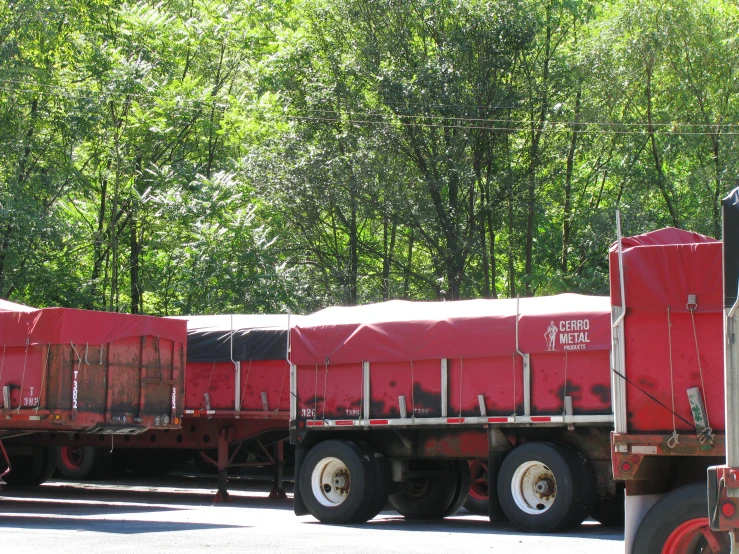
510,460,556,515
311,456,351,507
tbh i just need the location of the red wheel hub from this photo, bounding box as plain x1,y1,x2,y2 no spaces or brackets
60,447,85,470
468,460,489,501
662,517,729,554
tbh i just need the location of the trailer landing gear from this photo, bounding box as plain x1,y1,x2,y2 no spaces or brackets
213,428,232,503
268,441,287,500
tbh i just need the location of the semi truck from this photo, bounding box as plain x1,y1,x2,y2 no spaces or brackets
0,300,187,486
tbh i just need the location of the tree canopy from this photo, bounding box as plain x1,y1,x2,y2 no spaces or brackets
2,0,738,313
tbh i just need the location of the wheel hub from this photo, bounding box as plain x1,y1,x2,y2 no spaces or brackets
510,461,557,514
311,457,352,507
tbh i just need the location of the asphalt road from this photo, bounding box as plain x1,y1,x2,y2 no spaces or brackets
0,476,625,554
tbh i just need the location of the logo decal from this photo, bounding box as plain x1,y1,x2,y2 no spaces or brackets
545,321,558,351
545,319,591,351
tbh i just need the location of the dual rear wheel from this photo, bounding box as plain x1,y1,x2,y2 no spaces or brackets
299,440,597,533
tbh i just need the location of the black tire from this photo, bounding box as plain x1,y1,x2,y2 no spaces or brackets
299,440,376,524
56,446,113,480
591,484,625,527
464,459,489,515
389,460,457,520
3,446,57,487
355,443,390,521
497,442,596,532
632,483,730,554
442,460,471,517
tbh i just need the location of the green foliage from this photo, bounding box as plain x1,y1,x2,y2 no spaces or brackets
1,0,738,312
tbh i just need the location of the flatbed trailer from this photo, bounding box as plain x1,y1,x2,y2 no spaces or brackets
289,294,620,531
0,301,187,485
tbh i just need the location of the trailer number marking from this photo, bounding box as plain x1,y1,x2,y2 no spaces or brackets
171,387,177,410
72,370,79,409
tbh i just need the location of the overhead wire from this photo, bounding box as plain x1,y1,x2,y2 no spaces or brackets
0,78,738,136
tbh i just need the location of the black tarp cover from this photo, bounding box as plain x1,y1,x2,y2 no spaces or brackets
171,314,297,362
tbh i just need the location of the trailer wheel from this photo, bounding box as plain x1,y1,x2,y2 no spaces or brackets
56,447,112,480
299,440,375,524
497,442,595,532
3,446,57,487
464,459,489,515
355,443,390,521
632,483,729,554
388,460,457,520
441,460,471,517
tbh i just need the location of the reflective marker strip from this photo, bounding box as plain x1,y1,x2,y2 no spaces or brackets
4,414,42,420
488,417,509,423
306,420,324,427
334,420,355,426
369,419,389,425
530,416,552,422
184,410,215,416
447,417,465,424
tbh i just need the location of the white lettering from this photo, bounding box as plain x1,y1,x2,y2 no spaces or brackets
171,386,177,410
72,370,79,409
559,319,591,332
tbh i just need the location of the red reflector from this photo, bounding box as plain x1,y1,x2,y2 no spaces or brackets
531,416,552,422
722,502,736,518
488,417,508,423
621,462,632,473
369,420,389,425
306,421,324,427
447,418,465,424
335,420,354,426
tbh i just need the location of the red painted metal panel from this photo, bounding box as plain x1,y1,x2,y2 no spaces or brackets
185,362,236,411
447,356,523,417
623,310,723,433
529,350,611,415
296,362,363,420
370,359,442,418
239,360,291,412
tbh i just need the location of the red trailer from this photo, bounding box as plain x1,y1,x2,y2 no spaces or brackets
37,314,295,499
0,303,187,485
607,224,729,552
289,295,618,531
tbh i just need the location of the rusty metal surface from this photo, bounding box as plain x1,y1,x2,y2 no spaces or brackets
12,416,288,450
417,429,488,458
611,432,724,481
0,338,185,434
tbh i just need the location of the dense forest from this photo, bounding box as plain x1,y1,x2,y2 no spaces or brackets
1,0,737,314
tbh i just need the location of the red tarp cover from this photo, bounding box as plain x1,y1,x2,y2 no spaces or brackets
290,294,611,365
609,227,721,312
0,307,186,347
609,227,724,433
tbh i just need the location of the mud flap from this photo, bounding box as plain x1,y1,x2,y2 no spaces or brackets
293,443,308,516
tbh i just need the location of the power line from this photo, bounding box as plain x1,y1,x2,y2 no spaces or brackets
1,80,738,136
